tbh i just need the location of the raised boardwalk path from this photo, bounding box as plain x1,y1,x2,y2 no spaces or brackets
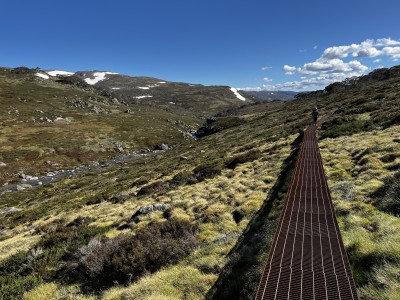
255,122,358,300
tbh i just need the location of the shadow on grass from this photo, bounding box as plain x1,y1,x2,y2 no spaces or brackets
206,132,303,300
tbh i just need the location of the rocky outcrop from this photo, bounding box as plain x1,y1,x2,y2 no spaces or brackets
129,204,171,221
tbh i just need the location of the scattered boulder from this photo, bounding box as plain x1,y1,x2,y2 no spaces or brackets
0,231,9,236
212,232,241,245
20,184,33,189
154,144,172,151
92,105,104,114
129,203,171,223
69,99,89,109
0,162,6,167
16,184,33,191
16,185,25,191
18,173,27,179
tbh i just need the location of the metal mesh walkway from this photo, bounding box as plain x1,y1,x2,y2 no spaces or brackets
255,124,358,300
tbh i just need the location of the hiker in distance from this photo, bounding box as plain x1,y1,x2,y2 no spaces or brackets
312,107,319,126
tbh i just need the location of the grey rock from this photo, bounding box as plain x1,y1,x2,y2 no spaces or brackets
20,184,33,189
0,207,22,215
16,185,25,191
154,144,172,151
129,203,171,222
0,162,6,167
212,232,241,245
0,231,9,236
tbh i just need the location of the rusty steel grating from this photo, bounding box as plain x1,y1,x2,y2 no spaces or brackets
255,124,358,300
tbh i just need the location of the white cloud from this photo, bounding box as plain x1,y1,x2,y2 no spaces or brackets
375,38,400,47
321,40,381,59
283,65,297,75
352,45,380,58
261,72,362,91
302,59,368,74
263,77,272,82
322,45,351,59
250,37,400,92
261,66,272,71
381,46,400,59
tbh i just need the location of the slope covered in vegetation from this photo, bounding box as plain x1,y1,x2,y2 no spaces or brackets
0,66,399,299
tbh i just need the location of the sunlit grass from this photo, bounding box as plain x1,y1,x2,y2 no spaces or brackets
320,125,400,298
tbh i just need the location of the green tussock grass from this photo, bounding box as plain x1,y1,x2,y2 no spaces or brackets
320,125,400,299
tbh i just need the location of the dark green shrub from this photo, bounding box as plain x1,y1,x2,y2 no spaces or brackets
380,153,400,163
225,150,261,169
196,117,245,137
192,164,222,181
171,172,197,185
232,210,245,224
68,219,199,287
137,181,170,196
0,275,42,300
377,172,400,216
321,116,373,139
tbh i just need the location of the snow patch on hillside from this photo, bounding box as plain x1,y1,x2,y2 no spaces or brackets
47,70,75,76
230,88,246,101
35,73,49,79
85,72,118,85
135,95,153,99
138,87,150,90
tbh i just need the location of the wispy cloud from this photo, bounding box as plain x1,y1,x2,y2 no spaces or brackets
263,77,272,82
261,66,272,71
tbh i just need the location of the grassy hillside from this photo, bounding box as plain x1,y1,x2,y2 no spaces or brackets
0,67,205,186
0,65,399,299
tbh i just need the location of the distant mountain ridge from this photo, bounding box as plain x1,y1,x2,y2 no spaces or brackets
240,90,297,101
33,69,250,118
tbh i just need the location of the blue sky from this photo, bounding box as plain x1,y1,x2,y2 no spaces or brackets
1,0,400,91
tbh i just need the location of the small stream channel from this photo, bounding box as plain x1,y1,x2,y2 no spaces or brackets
0,151,153,195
